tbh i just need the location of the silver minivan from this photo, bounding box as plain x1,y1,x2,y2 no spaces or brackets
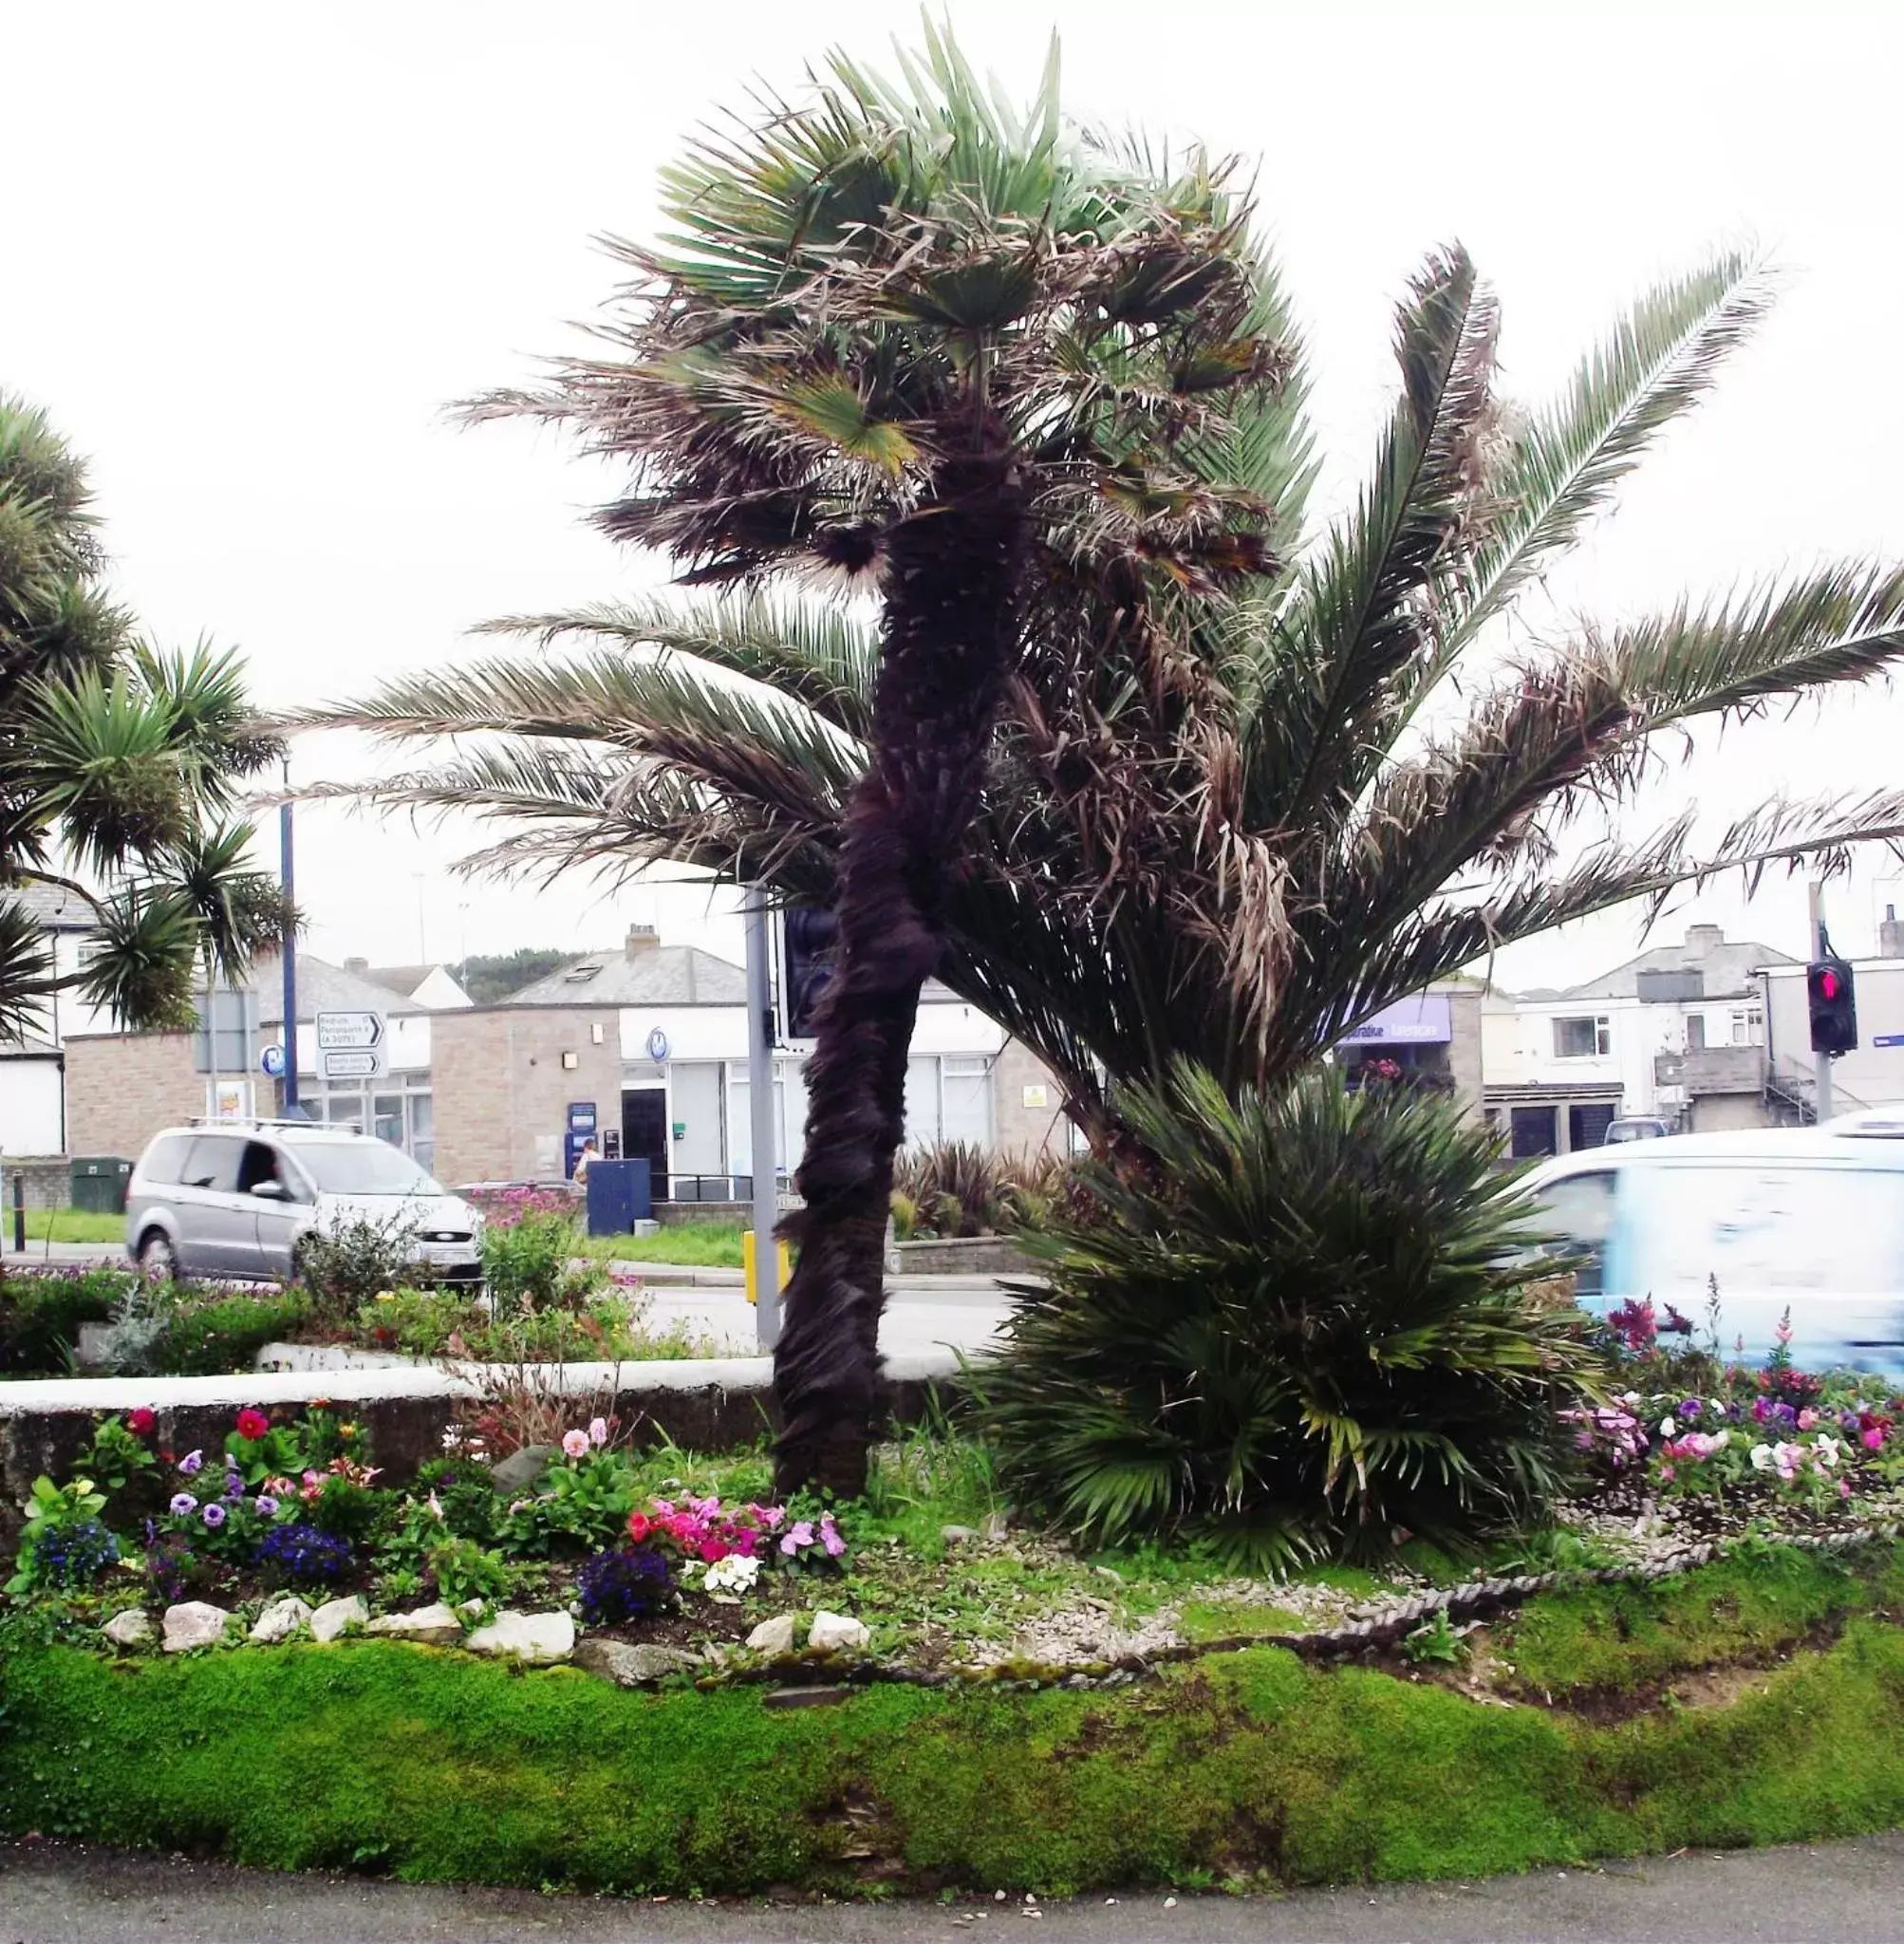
1526,1128,1904,1379
124,1120,483,1285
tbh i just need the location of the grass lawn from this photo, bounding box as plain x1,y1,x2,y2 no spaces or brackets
9,1206,124,1245
587,1221,746,1268
7,1543,1904,1896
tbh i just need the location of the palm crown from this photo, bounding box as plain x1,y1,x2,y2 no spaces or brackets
0,394,284,1039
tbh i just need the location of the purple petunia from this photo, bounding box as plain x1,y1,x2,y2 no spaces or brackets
170,1492,197,1516
177,1449,204,1476
225,1472,245,1498
201,1502,226,1529
254,1494,278,1518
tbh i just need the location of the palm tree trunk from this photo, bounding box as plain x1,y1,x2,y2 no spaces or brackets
773,439,1028,1497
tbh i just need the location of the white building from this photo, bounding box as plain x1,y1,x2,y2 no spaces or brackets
1484,925,1790,1156
0,883,118,1157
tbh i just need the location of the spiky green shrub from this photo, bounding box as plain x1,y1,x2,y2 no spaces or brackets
968,1064,1601,1567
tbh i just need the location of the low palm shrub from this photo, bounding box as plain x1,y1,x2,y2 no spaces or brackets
969,1064,1601,1567
892,1143,1068,1239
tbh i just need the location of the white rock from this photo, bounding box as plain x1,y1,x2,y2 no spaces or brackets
745,1612,798,1654
808,1610,871,1654
250,1595,313,1645
365,1602,462,1646
464,1609,574,1664
162,1601,231,1654
102,1609,153,1649
572,1639,702,1687
308,1594,367,1644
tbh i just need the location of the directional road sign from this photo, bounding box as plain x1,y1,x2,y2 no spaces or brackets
317,1010,387,1079
316,1011,384,1051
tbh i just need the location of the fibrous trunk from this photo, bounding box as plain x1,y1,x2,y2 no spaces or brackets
772,438,1028,1497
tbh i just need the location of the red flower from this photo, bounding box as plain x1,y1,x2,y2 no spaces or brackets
127,1408,156,1436
626,1512,651,1543
235,1409,270,1441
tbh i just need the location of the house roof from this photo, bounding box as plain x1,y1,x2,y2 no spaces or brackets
252,952,435,1026
1559,925,1796,1002
505,945,751,1008
8,882,98,931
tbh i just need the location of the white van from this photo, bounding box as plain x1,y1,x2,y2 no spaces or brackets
1524,1129,1904,1382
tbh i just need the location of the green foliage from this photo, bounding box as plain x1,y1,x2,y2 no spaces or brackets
0,1266,131,1374
7,1473,110,1593
151,1289,309,1376
448,947,570,1004
588,1223,745,1268
481,1207,590,1309
6,1553,1904,1892
424,1535,513,1608
296,1217,429,1315
892,1144,1061,1239
0,396,284,1039
970,1066,1601,1567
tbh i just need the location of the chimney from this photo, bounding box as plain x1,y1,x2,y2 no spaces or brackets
1683,924,1725,959
625,925,660,960
344,956,369,976
1882,905,1904,959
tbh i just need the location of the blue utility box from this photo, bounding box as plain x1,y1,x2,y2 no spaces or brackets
586,1157,652,1236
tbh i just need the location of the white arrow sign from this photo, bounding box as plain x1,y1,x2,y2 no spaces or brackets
317,1011,385,1051
322,1049,383,1080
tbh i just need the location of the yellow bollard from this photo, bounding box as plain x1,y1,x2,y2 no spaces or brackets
743,1229,792,1306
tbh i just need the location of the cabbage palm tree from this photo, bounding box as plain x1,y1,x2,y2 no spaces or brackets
0,394,285,1041
368,28,1286,1494
310,68,1904,1489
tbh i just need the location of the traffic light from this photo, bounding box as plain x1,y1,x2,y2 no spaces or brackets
1807,955,1857,1056
780,906,837,1041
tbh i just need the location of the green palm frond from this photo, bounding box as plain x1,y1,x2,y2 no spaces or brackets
0,899,57,1042
1446,250,1773,655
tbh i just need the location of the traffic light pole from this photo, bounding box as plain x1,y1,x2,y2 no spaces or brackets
1810,882,1833,1123
744,887,781,1351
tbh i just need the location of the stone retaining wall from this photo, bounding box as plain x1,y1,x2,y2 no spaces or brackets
0,1350,959,1520
1,1157,79,1212
894,1236,1032,1276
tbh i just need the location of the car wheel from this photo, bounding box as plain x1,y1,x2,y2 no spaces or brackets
138,1229,178,1284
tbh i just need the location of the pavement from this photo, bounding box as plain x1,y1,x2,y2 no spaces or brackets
4,1836,1904,1942
3,1241,1016,1362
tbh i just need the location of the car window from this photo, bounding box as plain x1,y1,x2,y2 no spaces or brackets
179,1136,243,1194
1531,1169,1616,1298
236,1141,285,1194
279,1139,439,1196
139,1133,193,1185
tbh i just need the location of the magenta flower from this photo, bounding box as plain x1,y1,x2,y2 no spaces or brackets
1863,1428,1885,1450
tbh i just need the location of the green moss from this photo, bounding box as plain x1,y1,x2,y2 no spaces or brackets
6,1545,1904,1896
1501,1543,1888,1698
1175,1598,1311,1639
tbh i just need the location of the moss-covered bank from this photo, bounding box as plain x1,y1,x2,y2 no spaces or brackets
4,1544,1903,1896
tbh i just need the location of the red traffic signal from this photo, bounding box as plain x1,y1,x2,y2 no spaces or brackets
1808,956,1857,1056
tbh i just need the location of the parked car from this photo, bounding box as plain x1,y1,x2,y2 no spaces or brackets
1523,1129,1904,1380
124,1120,482,1285
1603,1115,1673,1144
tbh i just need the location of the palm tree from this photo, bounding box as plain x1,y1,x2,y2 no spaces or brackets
0,394,285,1043
309,88,1904,1490
313,245,1904,1134
370,28,1287,1495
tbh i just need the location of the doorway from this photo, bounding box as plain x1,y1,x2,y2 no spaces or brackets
622,1087,669,1202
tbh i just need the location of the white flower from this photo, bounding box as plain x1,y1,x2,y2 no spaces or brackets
1749,1443,1775,1472
1815,1436,1841,1468
702,1554,760,1600
1709,1430,1731,1451
426,1491,445,1521
440,1426,462,1449
1658,1416,1677,1439
1622,1392,1641,1407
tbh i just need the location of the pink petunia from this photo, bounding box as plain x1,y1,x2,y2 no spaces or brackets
562,1429,590,1460
1864,1428,1885,1450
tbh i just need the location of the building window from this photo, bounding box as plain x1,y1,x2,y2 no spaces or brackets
1553,1015,1612,1059
309,1077,435,1174
1686,1015,1707,1051
1730,1005,1764,1046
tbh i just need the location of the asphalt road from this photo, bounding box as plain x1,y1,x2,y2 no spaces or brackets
4,1837,1903,1943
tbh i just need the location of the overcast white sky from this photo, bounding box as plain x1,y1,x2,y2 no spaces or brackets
7,0,1904,987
